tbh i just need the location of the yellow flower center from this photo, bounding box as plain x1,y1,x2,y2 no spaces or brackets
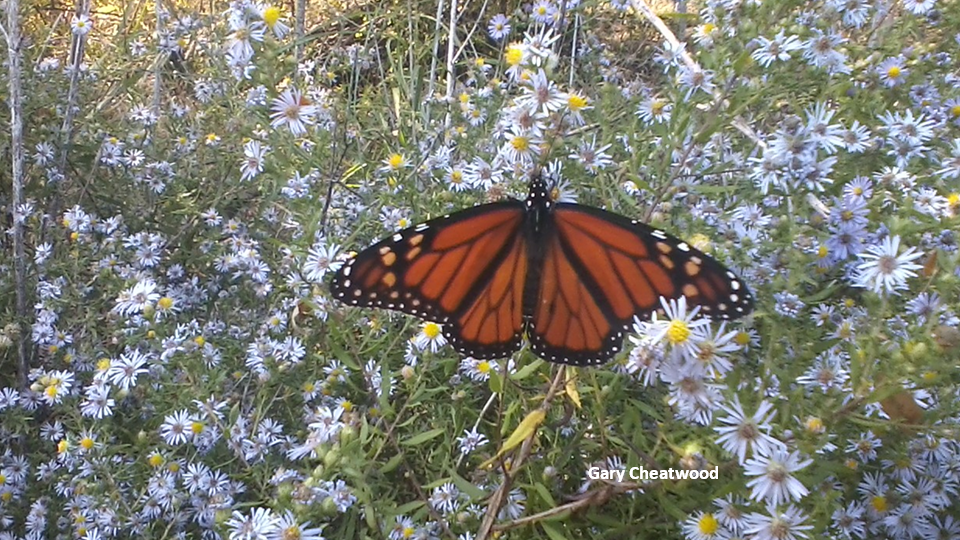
666,319,691,345
871,495,888,513
148,454,164,467
837,322,852,339
97,358,111,371
805,417,824,433
951,105,960,118
702,23,716,35
191,421,205,434
651,100,666,114
887,66,901,79
263,6,281,27
194,336,206,347
388,153,405,169
402,527,416,539
505,45,524,66
948,193,960,207
817,245,829,259
511,135,530,151
341,400,354,411
423,322,441,339
568,93,588,111
58,439,69,454
698,513,719,535
158,296,174,310
80,437,95,450
734,331,750,346
477,360,491,374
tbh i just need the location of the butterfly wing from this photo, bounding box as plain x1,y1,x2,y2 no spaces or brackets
330,201,529,359
528,203,754,366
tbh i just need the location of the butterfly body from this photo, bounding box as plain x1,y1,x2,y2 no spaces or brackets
331,176,754,366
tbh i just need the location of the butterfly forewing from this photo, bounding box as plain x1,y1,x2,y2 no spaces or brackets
330,201,528,358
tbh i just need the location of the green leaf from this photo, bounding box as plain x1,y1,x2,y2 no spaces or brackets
489,370,503,393
541,522,569,540
532,482,556,507
380,453,403,474
394,500,426,515
481,409,545,468
732,48,754,75
449,470,488,501
511,359,544,380
401,428,445,446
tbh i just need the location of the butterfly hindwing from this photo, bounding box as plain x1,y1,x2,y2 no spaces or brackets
527,231,618,366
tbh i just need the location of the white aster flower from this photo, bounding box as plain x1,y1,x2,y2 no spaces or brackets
853,235,923,296
744,449,813,506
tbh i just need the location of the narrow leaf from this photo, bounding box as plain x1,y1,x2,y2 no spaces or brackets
449,470,488,501
511,358,544,380
565,367,581,409
380,454,404,474
502,409,546,453
541,522,569,540
401,428,445,446
480,409,546,468
489,370,503,393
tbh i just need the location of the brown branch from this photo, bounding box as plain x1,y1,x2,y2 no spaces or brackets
493,481,646,532
475,368,566,540
5,0,30,388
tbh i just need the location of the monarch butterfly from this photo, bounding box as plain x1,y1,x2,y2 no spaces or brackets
330,174,754,366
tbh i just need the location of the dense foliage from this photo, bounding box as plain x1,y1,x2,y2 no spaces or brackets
2,0,960,538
